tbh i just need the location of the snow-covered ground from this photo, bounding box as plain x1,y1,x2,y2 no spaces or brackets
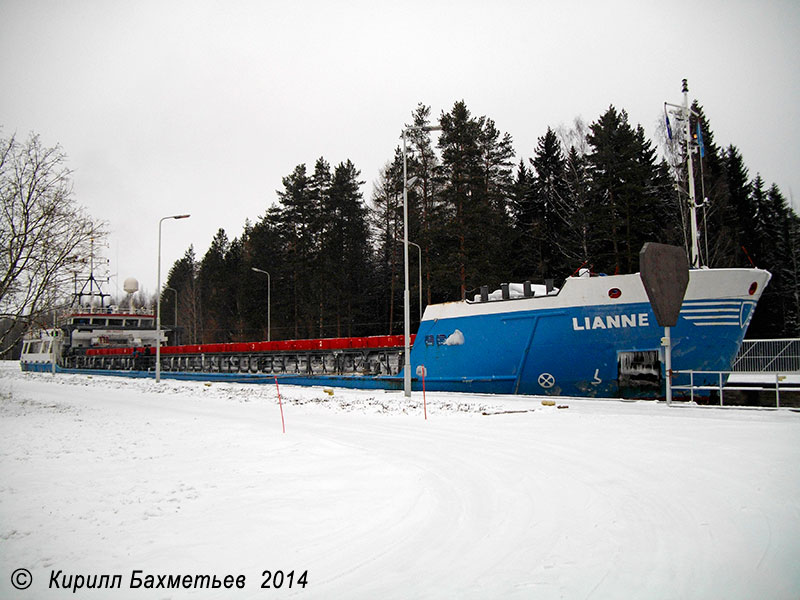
2,361,799,599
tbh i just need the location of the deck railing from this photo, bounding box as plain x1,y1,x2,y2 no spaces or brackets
672,370,800,408
731,339,800,373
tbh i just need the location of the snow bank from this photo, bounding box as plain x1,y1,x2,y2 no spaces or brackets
1,362,799,599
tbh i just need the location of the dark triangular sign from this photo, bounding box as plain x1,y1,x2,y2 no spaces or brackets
639,243,690,327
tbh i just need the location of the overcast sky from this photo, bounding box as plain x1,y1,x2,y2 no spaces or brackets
2,0,798,296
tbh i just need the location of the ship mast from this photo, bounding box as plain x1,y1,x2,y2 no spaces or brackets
666,78,702,268
682,80,701,268
72,237,111,310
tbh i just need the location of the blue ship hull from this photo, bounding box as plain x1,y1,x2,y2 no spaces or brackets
411,299,753,397
405,268,770,398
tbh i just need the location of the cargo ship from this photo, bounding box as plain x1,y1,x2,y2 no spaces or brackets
19,266,770,398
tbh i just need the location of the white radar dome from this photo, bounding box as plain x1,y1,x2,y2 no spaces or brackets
123,277,140,294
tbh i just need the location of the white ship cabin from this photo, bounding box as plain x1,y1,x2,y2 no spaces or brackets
470,281,560,303
20,329,60,365
66,313,155,328
65,310,162,349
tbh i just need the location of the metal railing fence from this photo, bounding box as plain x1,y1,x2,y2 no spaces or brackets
731,339,800,373
672,370,799,408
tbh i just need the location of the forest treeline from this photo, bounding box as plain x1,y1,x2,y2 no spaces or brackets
161,101,800,343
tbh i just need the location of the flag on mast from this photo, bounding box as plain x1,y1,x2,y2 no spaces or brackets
696,123,705,157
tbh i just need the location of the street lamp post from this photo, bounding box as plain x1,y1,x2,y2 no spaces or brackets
408,240,423,322
156,214,190,383
251,267,271,341
402,124,441,397
394,234,424,323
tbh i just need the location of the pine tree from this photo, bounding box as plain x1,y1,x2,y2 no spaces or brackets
307,158,332,336
318,160,371,336
435,101,515,299
435,101,484,299
477,117,516,283
405,104,442,310
749,175,770,266
560,145,592,272
722,145,753,267
225,233,246,340
509,159,536,279
748,179,799,337
369,155,404,333
197,229,231,342
242,206,292,340
275,164,318,338
244,206,287,340
164,246,199,344
786,210,800,336
529,128,569,278
586,106,673,273
586,106,632,272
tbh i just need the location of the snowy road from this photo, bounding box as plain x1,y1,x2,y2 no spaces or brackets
1,363,799,599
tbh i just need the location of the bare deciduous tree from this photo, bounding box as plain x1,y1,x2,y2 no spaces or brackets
0,131,104,353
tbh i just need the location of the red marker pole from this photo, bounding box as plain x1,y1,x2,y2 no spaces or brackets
274,376,286,433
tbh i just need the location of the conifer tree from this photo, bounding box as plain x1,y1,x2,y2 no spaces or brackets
586,106,672,273
509,159,536,279
307,158,332,336
369,155,404,333
722,145,753,267
197,229,231,342
319,160,371,336
435,101,515,299
477,117,516,282
529,128,569,278
405,104,442,309
244,206,288,340
244,205,294,340
275,164,318,338
164,246,199,344
786,209,800,336
225,233,246,340
560,145,592,271
748,179,799,337
435,101,484,299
